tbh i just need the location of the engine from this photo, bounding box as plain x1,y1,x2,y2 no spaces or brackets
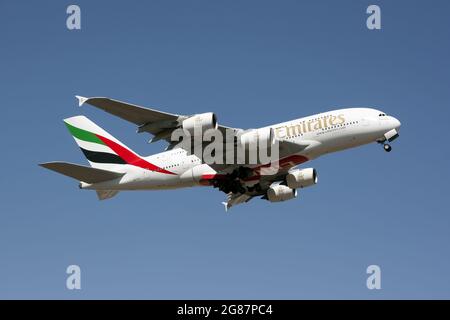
267,184,297,202
182,112,218,135
286,168,318,189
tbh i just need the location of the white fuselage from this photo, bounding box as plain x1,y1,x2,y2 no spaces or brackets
82,107,401,191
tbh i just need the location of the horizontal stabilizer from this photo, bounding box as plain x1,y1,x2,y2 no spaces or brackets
39,161,124,183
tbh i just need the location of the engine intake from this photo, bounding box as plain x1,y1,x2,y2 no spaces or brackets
267,184,297,202
286,168,318,189
182,112,218,135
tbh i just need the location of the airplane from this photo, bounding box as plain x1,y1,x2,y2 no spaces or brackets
40,96,401,210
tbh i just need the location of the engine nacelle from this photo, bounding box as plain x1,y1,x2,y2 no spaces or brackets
182,112,218,135
267,184,297,202
286,168,318,189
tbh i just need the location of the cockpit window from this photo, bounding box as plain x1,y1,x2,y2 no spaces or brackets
379,113,386,117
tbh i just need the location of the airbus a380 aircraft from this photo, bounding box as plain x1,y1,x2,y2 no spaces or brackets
40,96,401,210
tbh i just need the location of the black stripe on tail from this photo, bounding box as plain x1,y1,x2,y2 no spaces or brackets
79,148,127,164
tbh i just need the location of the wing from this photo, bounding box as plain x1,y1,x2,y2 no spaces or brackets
222,192,254,211
76,96,241,144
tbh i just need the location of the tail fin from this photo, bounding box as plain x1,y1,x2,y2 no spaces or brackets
64,115,139,170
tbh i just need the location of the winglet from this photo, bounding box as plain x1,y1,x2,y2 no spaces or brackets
75,95,89,107
222,202,230,212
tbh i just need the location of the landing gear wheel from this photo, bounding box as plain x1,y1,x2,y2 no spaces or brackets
383,144,392,152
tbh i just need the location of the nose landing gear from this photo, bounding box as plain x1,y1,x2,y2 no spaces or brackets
379,129,399,153
377,138,394,153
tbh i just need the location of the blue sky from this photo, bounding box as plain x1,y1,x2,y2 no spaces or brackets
1,0,449,299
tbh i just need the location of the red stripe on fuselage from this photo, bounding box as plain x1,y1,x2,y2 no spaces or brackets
95,134,176,175
241,155,309,182
251,154,309,175
201,174,227,180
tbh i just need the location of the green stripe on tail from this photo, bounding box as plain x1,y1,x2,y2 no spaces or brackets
64,122,105,145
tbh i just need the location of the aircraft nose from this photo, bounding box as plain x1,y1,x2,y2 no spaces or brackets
392,117,401,130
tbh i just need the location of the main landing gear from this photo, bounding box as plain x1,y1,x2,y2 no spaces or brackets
212,167,255,194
